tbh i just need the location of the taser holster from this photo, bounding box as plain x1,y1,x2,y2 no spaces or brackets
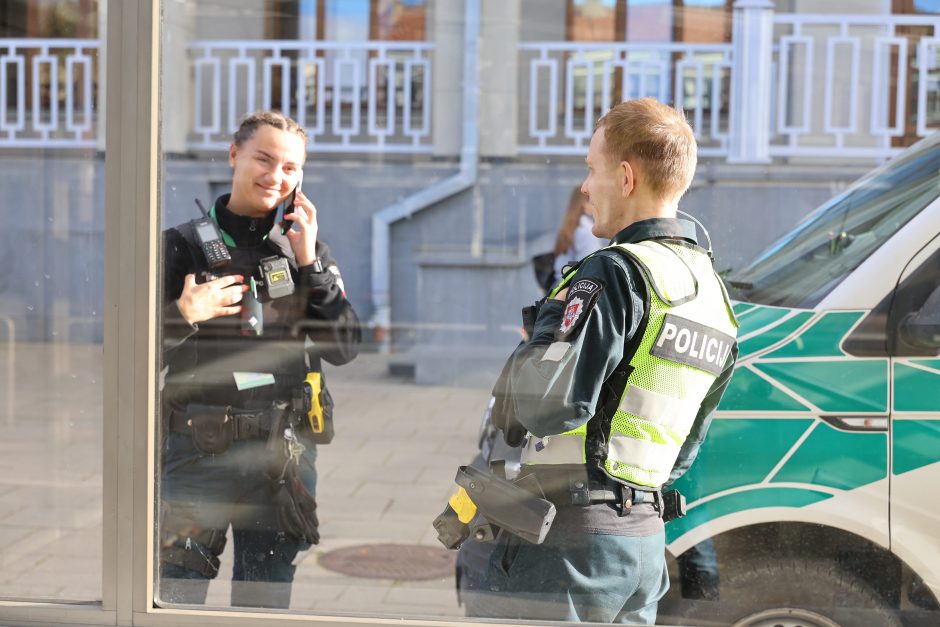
451,465,556,546
299,372,334,444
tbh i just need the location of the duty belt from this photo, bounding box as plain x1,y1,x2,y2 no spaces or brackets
517,467,662,517
582,481,663,517
168,405,287,441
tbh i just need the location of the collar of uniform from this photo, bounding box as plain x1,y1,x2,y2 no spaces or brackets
609,217,698,246
213,194,277,247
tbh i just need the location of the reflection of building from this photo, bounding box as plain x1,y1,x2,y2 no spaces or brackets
1,0,939,381
4,0,937,157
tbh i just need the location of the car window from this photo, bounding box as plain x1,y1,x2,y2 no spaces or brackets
889,238,940,357
727,132,940,308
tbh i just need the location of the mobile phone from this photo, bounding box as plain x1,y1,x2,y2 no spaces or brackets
192,199,232,269
280,170,304,235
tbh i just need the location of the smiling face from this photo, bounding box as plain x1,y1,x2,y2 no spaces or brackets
227,124,306,218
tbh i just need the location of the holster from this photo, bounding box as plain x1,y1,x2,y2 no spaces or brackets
295,373,335,444
521,300,542,339
455,465,556,545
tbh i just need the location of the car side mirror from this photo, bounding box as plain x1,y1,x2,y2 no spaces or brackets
900,285,940,349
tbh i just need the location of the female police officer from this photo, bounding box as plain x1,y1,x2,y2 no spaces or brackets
159,111,360,608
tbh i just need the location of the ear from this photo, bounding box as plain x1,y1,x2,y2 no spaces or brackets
620,160,635,198
228,143,238,168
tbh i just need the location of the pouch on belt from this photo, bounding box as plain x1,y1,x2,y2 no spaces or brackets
185,404,234,455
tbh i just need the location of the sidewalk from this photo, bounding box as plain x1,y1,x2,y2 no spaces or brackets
213,353,493,616
0,342,494,618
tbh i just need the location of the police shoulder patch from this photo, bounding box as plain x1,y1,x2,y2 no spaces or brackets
556,277,604,341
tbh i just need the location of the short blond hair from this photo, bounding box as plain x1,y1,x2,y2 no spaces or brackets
595,98,697,201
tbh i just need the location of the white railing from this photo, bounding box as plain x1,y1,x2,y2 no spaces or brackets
517,42,733,157
3,11,938,163
519,9,940,161
0,39,99,149
769,14,940,159
186,41,433,153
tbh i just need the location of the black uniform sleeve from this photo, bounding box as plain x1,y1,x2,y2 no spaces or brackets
664,341,739,486
162,228,199,351
296,241,361,366
507,251,646,437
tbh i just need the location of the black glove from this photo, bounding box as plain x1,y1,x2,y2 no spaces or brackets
272,461,320,544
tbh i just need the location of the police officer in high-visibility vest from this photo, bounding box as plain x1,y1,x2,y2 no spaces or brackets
463,98,739,625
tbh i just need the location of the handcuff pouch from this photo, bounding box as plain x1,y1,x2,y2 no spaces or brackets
186,404,234,455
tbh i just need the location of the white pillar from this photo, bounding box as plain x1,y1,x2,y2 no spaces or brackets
479,0,520,157
728,0,775,164
160,0,196,154
430,0,465,156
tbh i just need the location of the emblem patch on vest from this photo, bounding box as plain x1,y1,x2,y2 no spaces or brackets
650,313,735,376
556,278,604,340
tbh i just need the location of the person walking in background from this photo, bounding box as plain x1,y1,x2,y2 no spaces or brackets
552,185,606,284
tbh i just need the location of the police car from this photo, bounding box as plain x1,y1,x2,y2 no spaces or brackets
660,130,940,626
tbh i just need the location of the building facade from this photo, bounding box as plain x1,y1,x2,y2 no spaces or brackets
1,0,938,381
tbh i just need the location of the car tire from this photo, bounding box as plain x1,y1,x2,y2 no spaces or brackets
722,558,901,627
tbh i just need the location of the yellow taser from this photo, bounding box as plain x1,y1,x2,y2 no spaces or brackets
304,372,325,433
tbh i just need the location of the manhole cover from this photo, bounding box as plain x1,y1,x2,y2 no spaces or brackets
319,543,455,580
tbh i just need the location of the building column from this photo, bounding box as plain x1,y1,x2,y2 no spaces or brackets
430,0,465,156
160,0,196,154
728,0,774,163
479,0,520,157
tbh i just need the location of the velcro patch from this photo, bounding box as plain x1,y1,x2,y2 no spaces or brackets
541,341,571,362
650,313,735,376
556,278,604,341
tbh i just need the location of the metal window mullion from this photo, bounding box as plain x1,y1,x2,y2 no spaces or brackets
0,11,132,627
102,0,159,624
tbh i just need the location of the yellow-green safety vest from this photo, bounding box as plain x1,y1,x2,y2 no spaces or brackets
520,240,739,489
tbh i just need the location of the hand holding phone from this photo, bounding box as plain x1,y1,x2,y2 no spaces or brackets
280,170,304,235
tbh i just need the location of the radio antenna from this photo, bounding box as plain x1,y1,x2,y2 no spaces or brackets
677,209,713,258
194,198,210,219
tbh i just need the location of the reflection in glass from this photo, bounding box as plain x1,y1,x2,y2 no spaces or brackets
0,0,104,602
152,0,940,623
158,112,362,608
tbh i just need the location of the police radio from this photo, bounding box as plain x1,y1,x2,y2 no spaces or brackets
192,199,232,269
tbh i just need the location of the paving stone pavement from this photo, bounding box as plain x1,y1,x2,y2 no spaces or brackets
0,342,493,618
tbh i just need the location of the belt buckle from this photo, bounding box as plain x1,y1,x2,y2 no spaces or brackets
618,485,633,517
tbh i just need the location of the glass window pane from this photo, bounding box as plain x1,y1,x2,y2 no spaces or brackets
0,0,103,603
154,0,940,624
